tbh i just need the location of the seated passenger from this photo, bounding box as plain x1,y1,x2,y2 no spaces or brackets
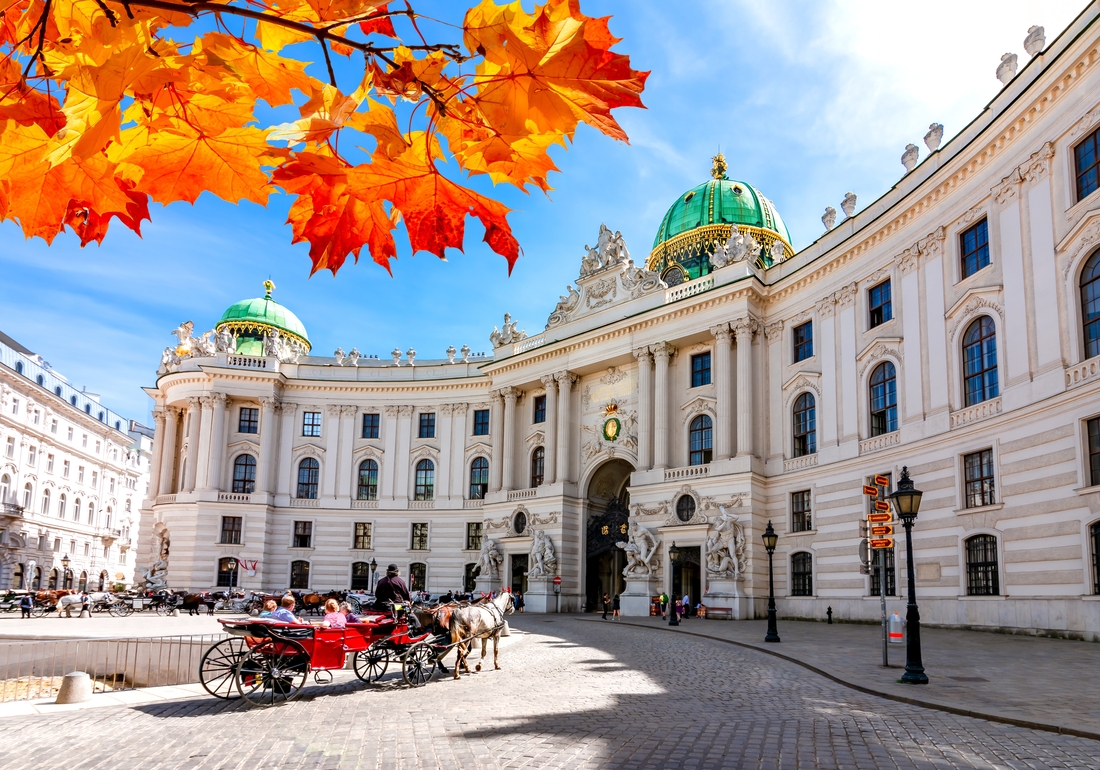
259,599,277,617
270,595,303,623
339,601,360,623
322,598,346,629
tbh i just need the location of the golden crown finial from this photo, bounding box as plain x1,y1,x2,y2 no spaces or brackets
263,279,275,298
710,152,728,180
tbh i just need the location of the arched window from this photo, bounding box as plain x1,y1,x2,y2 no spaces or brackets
48,568,59,590
351,561,371,590
0,474,9,504
125,499,131,512
22,483,32,509
414,459,434,501
32,567,42,590
55,386,62,397
58,494,66,519
13,563,23,589
1081,250,1100,359
73,498,81,522
36,374,44,386
791,552,813,596
869,362,898,436
1091,521,1100,595
70,395,77,406
217,557,238,588
105,507,111,529
469,457,489,500
792,393,816,457
14,361,23,374
98,570,107,591
78,571,88,592
84,404,91,414
88,504,95,525
40,489,50,515
232,454,256,494
530,447,545,487
289,560,310,589
689,414,713,466
357,459,379,501
409,562,426,592
296,458,319,499
63,569,73,589
464,563,479,593
965,534,1000,596
962,317,999,406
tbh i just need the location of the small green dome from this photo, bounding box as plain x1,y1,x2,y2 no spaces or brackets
647,155,793,282
216,281,311,354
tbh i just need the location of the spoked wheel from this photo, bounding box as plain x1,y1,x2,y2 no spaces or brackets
346,597,362,615
110,602,133,617
235,639,309,707
353,644,389,683
156,601,175,616
402,641,438,687
30,604,48,618
199,638,248,699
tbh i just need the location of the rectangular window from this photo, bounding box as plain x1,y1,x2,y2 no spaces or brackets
4,437,12,458
91,471,98,487
473,409,490,436
411,523,429,551
63,460,70,478
11,399,18,415
238,407,259,434
50,418,57,434
868,280,893,328
465,522,483,552
46,454,54,473
1075,127,1100,201
82,434,87,448
963,449,996,508
84,542,89,556
33,410,40,425
27,447,36,466
409,562,426,593
109,478,115,493
53,538,60,552
792,322,813,362
293,521,313,548
67,427,73,440
960,219,990,279
220,516,242,545
361,412,380,439
870,548,896,597
690,352,712,387
791,491,812,532
533,395,546,424
966,535,1000,596
418,412,436,439
95,441,100,454
78,466,84,483
791,552,813,596
302,411,322,437
1088,417,1100,487
353,522,372,550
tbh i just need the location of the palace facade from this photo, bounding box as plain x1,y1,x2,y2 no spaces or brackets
0,332,152,591
144,9,1100,640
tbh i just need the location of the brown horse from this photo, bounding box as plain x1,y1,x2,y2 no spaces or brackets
448,592,514,679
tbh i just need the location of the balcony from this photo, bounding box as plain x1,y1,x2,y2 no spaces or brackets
950,397,1002,429
155,494,177,505
463,499,484,509
409,500,435,509
506,488,536,501
290,498,319,508
98,528,122,543
218,492,252,504
664,464,710,481
859,431,900,455
227,354,267,369
352,500,379,509
665,274,714,304
783,454,819,473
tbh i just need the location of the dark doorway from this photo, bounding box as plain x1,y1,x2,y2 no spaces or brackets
584,458,634,612
672,546,701,616
510,553,528,594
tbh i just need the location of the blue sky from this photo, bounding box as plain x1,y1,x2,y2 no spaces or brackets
0,0,1084,422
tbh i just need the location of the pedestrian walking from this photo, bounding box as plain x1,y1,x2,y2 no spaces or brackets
612,594,621,620
515,593,525,613
659,592,668,619
602,592,610,619
674,598,683,621
682,593,690,619
20,593,32,618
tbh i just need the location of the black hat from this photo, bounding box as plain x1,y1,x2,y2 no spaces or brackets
386,563,400,573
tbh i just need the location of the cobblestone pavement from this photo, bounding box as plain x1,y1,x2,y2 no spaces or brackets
1,616,1097,770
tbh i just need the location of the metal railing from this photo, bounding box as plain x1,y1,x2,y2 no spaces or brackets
0,632,227,702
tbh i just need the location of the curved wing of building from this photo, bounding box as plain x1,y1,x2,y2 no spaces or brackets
144,12,1100,639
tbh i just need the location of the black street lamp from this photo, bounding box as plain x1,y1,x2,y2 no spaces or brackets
668,542,680,627
890,466,928,685
226,558,238,588
762,521,780,643
369,558,378,593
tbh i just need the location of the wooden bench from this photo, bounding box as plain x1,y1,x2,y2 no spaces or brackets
705,607,734,620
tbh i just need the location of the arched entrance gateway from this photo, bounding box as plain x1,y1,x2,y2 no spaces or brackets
584,459,634,612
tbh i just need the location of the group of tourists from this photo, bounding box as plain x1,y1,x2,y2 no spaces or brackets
601,593,621,620
658,592,693,621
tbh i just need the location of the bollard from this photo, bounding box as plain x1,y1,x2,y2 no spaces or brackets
500,620,511,637
171,608,180,617
826,606,833,624
79,608,91,618
55,672,93,704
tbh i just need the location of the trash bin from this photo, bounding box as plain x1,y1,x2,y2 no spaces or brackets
888,611,905,644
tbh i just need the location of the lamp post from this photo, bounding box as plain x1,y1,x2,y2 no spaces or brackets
889,466,928,684
369,558,378,593
668,542,680,627
762,521,780,643
61,554,71,590
226,558,238,589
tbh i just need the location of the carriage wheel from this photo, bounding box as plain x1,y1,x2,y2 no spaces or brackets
30,604,48,618
235,639,309,707
353,645,389,683
346,597,362,614
156,602,174,616
402,642,437,688
198,638,247,699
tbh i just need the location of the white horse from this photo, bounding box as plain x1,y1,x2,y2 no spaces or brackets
448,591,514,679
57,592,113,617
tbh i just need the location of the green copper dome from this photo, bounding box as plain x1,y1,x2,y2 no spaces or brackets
216,281,311,356
647,154,794,282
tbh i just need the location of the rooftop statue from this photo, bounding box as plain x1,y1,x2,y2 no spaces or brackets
841,192,857,218
489,313,527,348
997,53,1018,85
901,143,920,173
924,123,944,153
1024,25,1045,57
822,206,837,231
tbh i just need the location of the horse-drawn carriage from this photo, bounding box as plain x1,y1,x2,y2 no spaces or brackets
197,593,514,707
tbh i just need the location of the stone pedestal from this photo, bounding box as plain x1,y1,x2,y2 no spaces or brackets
621,575,659,617
474,573,501,597
55,672,92,704
704,576,750,619
523,576,558,613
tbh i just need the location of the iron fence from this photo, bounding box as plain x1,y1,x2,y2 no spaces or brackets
0,632,228,702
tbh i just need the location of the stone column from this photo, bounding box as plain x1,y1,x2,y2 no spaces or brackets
275,403,297,498
711,324,734,460
335,406,356,499
438,404,453,499
148,407,166,499
183,397,201,492
733,319,756,458
541,375,558,485
501,388,518,491
764,322,785,462
633,348,653,470
489,391,504,493
194,395,216,490
321,405,341,498
156,407,179,496
652,344,675,470
255,396,278,495
554,371,577,483
203,393,228,491
380,406,399,499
